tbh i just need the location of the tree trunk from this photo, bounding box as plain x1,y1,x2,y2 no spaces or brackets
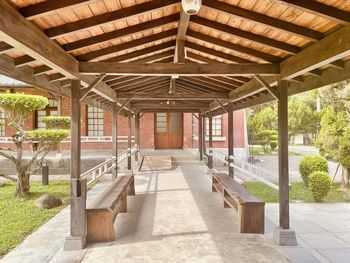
16,171,29,197
341,166,349,189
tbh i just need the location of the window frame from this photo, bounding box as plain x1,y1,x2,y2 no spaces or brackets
86,105,104,136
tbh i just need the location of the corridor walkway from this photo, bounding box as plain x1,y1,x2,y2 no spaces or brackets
82,150,287,263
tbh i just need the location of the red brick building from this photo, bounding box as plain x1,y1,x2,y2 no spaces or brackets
0,87,248,156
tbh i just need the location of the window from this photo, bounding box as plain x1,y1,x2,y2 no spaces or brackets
36,98,59,129
206,115,222,136
87,106,104,136
0,110,5,137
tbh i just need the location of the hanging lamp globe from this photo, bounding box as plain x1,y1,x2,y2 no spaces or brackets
181,0,202,15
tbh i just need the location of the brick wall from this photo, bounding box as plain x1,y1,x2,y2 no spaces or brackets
0,88,247,151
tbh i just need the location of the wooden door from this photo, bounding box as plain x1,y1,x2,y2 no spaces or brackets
155,113,183,149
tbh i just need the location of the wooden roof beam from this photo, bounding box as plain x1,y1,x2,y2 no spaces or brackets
79,62,280,76
202,0,323,41
19,0,96,20
280,0,350,24
45,0,179,38
174,9,190,63
117,92,228,100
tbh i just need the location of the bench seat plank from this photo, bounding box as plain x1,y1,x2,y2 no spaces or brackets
87,175,135,242
212,173,265,234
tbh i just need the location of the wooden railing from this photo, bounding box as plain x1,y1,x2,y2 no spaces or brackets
81,146,137,186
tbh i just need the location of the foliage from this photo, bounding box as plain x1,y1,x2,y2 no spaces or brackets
27,130,70,144
299,155,328,186
247,104,277,141
0,93,48,129
244,181,347,203
0,93,68,196
0,120,3,128
339,128,350,168
270,140,277,151
288,95,320,143
316,106,348,160
309,171,332,202
43,116,71,130
0,181,69,257
255,130,278,152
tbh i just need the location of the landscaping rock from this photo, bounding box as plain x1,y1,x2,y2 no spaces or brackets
343,192,350,202
35,194,62,209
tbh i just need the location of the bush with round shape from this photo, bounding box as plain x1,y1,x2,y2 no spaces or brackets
270,140,277,151
43,116,71,129
299,155,328,186
309,171,331,202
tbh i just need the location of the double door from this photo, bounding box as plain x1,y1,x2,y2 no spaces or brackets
155,113,183,149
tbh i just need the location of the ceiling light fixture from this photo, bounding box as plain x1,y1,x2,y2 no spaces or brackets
182,0,202,15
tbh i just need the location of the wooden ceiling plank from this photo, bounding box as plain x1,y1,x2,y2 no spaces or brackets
191,16,300,54
187,30,282,63
202,0,323,41
45,0,179,38
186,42,254,63
182,77,234,92
281,0,350,24
117,92,228,100
104,41,175,62
20,0,96,20
79,62,280,76
113,77,168,91
77,29,177,61
179,78,228,93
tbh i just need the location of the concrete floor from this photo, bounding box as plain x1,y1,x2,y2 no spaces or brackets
82,151,287,263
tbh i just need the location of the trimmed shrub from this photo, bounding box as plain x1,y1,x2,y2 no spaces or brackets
270,140,277,151
27,130,70,143
309,171,331,202
299,155,328,186
43,116,71,129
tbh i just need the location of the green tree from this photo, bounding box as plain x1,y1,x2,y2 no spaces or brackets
0,93,70,196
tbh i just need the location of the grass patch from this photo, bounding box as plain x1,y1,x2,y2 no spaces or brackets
250,145,300,156
0,181,70,258
244,181,348,203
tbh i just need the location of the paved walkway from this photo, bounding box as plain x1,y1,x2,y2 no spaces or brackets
2,150,350,263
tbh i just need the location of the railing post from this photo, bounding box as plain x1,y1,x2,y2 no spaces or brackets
135,112,140,162
208,114,213,170
64,79,86,251
127,112,132,174
273,79,297,246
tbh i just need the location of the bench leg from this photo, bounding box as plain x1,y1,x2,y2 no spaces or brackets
128,178,135,196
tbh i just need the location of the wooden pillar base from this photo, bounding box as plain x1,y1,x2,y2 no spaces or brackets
272,227,297,246
63,235,86,251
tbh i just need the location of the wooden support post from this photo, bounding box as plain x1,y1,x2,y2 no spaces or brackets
203,117,207,157
127,112,132,172
135,112,140,162
64,79,87,251
273,79,297,246
198,115,203,161
228,102,234,178
208,115,213,169
112,103,118,179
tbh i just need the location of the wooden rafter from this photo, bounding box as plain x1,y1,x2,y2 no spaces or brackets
117,92,228,100
202,0,323,41
45,0,179,38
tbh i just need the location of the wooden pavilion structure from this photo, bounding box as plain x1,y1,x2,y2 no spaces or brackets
0,0,350,250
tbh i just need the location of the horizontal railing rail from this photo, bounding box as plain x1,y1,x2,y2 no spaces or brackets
0,136,135,144
212,149,279,190
81,146,137,186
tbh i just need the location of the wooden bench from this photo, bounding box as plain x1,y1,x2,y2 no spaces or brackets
212,173,265,234
86,175,135,242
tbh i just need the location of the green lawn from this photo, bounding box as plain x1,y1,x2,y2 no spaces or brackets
244,181,348,203
250,145,300,156
0,181,70,257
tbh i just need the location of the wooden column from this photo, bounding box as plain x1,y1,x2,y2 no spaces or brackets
64,79,87,250
127,112,132,171
112,103,118,179
273,79,297,246
198,115,203,161
208,115,213,169
203,116,207,157
228,102,234,178
278,80,290,229
135,112,140,162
